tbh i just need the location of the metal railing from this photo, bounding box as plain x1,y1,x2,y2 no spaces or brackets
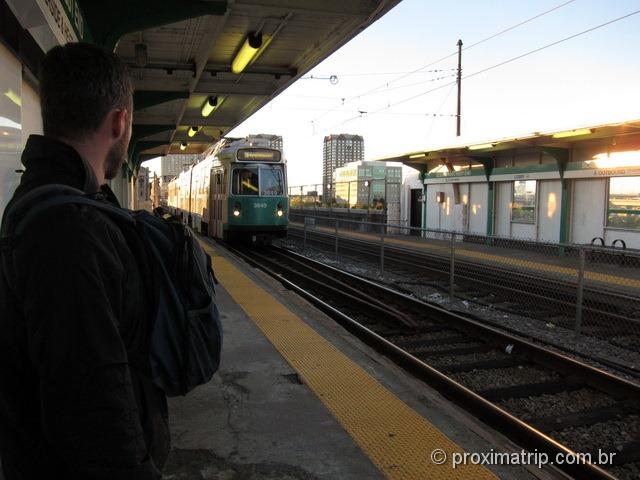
288,212,640,347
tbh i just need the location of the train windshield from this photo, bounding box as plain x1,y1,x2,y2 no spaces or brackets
232,167,260,195
260,166,284,196
232,165,284,196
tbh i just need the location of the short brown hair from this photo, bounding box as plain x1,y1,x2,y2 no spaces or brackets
40,42,133,140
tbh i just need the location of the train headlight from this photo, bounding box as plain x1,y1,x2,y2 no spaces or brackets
277,210,283,217
233,202,241,217
276,201,284,217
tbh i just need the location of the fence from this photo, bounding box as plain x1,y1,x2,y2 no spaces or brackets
288,212,640,348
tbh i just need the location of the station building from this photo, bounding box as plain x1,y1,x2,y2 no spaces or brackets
333,160,402,207
382,120,640,248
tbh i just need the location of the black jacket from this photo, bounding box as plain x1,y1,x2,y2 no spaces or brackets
0,136,169,479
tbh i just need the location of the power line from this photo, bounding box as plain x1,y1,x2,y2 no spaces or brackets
348,8,640,123
310,0,578,125
300,68,456,79
464,8,640,81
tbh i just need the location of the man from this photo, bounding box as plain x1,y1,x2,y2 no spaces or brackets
0,43,169,478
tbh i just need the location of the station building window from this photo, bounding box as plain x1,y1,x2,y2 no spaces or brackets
511,180,536,223
607,176,640,230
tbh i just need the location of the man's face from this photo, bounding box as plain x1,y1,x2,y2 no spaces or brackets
104,108,132,180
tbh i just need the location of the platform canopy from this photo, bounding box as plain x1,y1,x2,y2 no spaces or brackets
6,0,401,169
376,119,640,174
87,0,403,168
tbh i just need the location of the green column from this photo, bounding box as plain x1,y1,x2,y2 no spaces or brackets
559,178,571,245
422,183,427,232
486,181,495,237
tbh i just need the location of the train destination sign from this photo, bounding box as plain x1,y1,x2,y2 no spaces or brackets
236,148,282,162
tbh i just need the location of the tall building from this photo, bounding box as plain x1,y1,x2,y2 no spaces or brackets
322,134,363,200
247,134,283,151
159,154,197,184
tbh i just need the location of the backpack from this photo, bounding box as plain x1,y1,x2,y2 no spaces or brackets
0,184,222,397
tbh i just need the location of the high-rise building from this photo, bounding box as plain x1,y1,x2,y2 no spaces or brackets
322,134,363,200
159,154,197,184
247,134,283,151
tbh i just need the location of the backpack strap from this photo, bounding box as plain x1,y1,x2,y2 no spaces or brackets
2,183,133,241
1,184,135,293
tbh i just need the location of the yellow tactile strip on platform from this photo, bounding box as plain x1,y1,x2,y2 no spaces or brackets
205,247,497,480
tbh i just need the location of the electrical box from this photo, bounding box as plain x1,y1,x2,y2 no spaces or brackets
436,191,446,203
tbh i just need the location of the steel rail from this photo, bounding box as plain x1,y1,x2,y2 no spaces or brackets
219,240,640,480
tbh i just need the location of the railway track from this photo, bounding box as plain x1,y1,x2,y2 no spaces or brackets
287,226,640,341
223,242,640,480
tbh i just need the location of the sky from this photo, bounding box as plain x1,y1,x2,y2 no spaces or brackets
144,0,640,187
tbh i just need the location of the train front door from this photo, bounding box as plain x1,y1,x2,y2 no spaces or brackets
410,188,422,236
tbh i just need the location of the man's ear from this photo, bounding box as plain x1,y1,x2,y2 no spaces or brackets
110,108,128,140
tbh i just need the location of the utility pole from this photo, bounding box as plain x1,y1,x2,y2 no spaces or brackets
456,39,463,137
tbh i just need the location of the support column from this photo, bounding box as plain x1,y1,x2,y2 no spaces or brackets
559,179,571,244
422,183,427,235
486,181,495,237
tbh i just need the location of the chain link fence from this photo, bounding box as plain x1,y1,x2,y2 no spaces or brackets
287,212,640,350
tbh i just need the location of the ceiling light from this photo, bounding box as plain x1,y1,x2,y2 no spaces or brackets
468,143,495,150
409,153,426,159
180,142,187,151
201,96,224,117
231,31,263,74
188,126,200,137
552,128,594,139
4,89,21,107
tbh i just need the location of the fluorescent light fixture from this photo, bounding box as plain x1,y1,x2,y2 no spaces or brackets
201,96,223,117
188,126,200,137
4,89,21,107
231,31,263,74
409,153,426,159
552,128,594,139
468,143,495,150
179,142,187,151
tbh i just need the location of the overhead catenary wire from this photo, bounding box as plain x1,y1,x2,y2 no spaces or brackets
309,0,578,125
326,7,640,130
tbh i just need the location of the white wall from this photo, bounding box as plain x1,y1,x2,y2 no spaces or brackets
494,181,511,237
571,178,606,244
604,229,640,250
20,79,42,148
468,182,487,234
0,42,23,215
537,180,562,243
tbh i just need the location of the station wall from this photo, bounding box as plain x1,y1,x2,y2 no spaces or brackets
0,42,43,216
468,183,487,234
571,178,606,244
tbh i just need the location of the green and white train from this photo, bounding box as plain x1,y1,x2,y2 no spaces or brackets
167,138,287,242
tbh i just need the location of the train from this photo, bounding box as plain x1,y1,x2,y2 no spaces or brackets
167,137,288,243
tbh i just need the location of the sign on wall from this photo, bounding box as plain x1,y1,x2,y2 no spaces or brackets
35,0,88,44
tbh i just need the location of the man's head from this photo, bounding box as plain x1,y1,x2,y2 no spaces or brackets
39,42,133,180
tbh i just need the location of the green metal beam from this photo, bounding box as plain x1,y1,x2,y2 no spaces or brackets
468,156,494,181
128,140,169,170
541,147,570,178
78,1,227,51
131,124,175,142
134,91,190,111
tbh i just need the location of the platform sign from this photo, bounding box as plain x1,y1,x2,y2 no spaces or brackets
35,0,88,44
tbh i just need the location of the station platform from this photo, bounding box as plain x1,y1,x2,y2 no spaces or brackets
162,240,541,479
289,221,640,291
